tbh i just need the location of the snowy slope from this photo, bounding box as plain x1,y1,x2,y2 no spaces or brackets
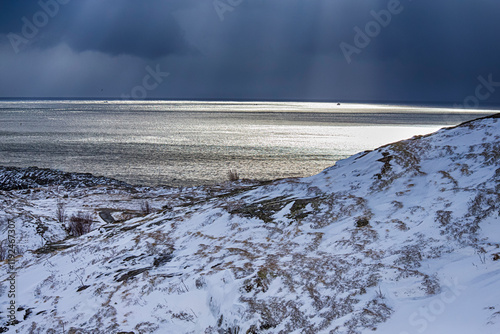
0,114,499,334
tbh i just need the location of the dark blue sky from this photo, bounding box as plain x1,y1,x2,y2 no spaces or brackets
1,0,499,104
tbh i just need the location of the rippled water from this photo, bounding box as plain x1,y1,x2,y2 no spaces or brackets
0,100,493,186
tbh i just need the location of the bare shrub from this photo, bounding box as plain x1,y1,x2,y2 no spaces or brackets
375,286,385,299
227,169,239,182
171,311,195,323
394,244,423,277
0,240,7,261
68,212,93,236
56,201,66,223
140,200,151,215
422,274,441,295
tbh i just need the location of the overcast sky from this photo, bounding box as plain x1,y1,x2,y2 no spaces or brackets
0,0,499,103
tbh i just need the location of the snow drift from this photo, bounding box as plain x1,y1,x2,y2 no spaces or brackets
0,114,499,333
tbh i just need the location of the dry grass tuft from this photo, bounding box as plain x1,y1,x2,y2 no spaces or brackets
227,169,240,182
68,212,93,236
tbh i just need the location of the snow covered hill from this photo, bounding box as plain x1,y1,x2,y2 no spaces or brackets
1,114,499,333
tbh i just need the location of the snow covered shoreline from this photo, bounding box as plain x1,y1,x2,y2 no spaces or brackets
0,114,499,333
0,166,132,191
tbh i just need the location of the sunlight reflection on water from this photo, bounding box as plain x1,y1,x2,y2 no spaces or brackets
0,100,493,186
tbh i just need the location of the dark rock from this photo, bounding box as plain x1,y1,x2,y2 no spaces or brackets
153,254,174,267
115,267,150,282
356,218,370,228
33,241,74,254
23,308,33,320
0,166,131,191
123,255,140,262
98,210,115,224
230,196,290,223
77,285,90,292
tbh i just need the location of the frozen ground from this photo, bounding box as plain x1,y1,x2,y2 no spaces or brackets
0,114,499,333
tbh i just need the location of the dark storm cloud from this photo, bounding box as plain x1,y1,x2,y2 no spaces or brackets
0,0,195,58
61,0,197,58
0,0,499,103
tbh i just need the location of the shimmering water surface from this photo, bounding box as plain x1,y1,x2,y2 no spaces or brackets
0,100,494,186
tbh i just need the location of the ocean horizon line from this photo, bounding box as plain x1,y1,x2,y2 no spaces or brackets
1,97,500,108
0,99,498,114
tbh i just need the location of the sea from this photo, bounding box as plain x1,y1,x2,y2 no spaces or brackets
0,100,495,187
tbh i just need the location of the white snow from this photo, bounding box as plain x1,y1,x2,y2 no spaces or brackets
0,115,499,333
